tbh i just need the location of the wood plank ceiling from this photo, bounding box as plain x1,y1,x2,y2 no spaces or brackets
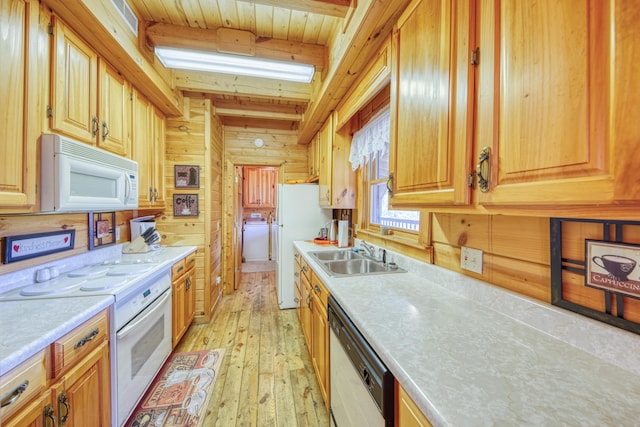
130,0,347,133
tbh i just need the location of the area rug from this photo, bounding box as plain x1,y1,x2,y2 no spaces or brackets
241,260,277,273
125,348,225,427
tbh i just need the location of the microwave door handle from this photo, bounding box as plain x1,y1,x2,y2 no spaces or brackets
124,174,131,200
116,290,171,339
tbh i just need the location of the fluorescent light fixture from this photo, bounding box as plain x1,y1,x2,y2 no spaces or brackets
155,46,315,83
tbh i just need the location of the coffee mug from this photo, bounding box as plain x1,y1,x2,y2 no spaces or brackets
592,254,636,281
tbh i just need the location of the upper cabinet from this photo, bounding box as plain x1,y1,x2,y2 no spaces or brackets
132,89,165,209
0,0,42,212
50,17,130,156
308,134,320,182
475,0,634,206
318,114,356,209
243,166,277,208
389,0,475,207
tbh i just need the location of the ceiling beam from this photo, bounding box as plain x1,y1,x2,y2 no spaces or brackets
173,71,312,103
146,24,326,70
214,107,303,122
238,0,352,18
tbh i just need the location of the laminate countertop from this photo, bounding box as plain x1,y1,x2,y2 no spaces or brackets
294,240,640,426
0,245,196,377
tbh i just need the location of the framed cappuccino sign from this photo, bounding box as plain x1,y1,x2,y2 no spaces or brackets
586,240,640,299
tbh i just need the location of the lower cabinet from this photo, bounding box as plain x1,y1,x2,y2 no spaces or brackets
396,381,432,427
172,252,197,347
310,272,330,408
0,310,111,427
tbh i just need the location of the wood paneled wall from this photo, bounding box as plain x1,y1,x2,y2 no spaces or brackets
159,97,223,322
431,213,551,302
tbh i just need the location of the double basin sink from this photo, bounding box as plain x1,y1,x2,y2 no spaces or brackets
309,250,406,277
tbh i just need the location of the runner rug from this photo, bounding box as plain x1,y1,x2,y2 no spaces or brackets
125,348,225,427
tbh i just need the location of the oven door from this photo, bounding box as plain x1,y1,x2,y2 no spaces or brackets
116,289,172,426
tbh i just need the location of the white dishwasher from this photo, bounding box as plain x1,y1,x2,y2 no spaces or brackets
328,296,394,427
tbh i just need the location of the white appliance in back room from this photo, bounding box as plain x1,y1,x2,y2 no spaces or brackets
276,184,332,309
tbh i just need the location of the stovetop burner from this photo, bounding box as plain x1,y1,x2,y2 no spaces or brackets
67,265,110,278
80,276,130,291
20,276,88,296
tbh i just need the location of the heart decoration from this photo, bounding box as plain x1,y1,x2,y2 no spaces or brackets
64,237,69,244
13,244,20,253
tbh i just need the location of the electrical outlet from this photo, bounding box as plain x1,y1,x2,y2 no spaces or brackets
461,246,483,274
216,276,221,285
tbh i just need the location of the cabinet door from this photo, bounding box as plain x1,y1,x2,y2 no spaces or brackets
131,89,153,207
318,117,333,207
389,0,474,206
50,17,98,143
243,167,261,207
300,274,313,348
476,0,619,205
2,392,54,427
172,277,186,348
151,108,166,207
52,341,111,427
308,134,319,180
0,0,40,210
185,267,196,326
311,294,329,408
98,61,130,156
260,168,277,208
397,382,432,427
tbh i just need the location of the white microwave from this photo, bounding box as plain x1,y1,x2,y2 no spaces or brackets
40,134,139,212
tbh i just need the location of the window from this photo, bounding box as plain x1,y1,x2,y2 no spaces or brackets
366,150,420,232
350,106,419,233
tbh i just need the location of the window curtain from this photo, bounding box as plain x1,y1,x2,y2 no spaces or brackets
348,106,390,171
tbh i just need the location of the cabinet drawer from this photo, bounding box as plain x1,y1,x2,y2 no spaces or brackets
0,349,47,421
172,258,186,277
185,252,196,272
310,272,329,309
51,310,108,378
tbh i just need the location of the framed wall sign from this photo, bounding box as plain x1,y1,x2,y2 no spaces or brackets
175,165,200,189
89,212,116,250
173,194,199,217
586,240,640,298
4,230,75,263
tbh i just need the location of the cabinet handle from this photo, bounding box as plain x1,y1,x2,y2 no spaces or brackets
74,328,99,349
302,265,308,273
44,404,56,427
0,380,29,408
306,295,312,308
476,147,491,193
186,277,191,291
149,187,154,201
387,172,394,195
101,120,109,141
153,188,159,201
176,265,184,273
314,284,321,294
58,392,70,424
294,272,299,277
91,116,98,137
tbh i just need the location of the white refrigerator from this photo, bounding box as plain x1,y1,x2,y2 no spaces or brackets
276,184,332,309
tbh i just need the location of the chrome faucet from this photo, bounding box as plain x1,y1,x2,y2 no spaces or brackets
360,240,376,258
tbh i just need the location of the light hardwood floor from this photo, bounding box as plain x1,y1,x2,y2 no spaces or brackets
175,269,331,427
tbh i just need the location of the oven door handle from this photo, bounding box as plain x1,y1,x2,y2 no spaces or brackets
116,290,171,339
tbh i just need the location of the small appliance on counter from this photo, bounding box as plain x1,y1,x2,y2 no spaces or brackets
126,216,161,253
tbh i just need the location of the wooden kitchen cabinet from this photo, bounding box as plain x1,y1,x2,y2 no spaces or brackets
1,310,111,427
299,257,313,348
172,252,197,347
50,17,130,156
308,133,320,181
389,0,475,207
243,166,277,208
396,381,433,427
132,89,165,208
475,0,634,206
0,0,43,212
318,113,356,208
310,271,330,409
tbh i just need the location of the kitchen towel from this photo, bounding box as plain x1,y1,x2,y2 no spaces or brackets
338,220,349,247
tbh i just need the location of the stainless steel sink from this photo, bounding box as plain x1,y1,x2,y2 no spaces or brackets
309,252,406,277
309,250,365,261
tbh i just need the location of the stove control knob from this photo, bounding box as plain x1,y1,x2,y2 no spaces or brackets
36,268,50,283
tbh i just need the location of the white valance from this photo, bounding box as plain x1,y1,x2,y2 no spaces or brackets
349,106,390,171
